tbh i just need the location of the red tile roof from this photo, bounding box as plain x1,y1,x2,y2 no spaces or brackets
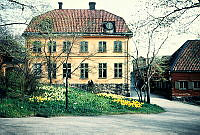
170,40,200,72
24,9,132,36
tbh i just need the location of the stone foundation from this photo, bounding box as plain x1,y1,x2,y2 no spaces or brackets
69,83,130,96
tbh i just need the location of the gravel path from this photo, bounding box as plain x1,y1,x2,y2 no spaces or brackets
0,94,200,135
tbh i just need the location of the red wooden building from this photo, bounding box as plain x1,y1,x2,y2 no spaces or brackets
170,40,200,99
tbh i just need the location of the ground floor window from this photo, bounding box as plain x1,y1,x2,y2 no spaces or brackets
99,63,107,78
179,81,188,90
63,63,71,78
114,63,122,78
193,81,200,90
33,63,42,77
80,63,88,79
48,63,56,79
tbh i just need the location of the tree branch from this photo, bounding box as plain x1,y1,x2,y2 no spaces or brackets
7,0,34,9
0,22,28,27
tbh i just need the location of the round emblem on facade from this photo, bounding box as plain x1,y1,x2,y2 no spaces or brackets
105,22,114,30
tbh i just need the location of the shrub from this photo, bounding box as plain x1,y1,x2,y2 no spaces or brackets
0,68,40,99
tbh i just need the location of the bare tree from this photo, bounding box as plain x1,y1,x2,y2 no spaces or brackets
129,0,200,103
27,17,100,110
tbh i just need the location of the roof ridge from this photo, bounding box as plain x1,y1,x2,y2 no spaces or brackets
24,8,132,35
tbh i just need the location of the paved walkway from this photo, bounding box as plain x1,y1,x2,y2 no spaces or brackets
0,94,200,135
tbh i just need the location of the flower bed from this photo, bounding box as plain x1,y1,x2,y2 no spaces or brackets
97,93,144,109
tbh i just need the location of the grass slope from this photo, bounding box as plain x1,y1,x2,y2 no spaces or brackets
0,86,165,118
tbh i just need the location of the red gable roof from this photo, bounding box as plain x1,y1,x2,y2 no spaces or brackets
24,9,132,36
170,40,200,72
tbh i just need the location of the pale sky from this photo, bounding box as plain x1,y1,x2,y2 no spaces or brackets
49,0,199,56
8,0,200,57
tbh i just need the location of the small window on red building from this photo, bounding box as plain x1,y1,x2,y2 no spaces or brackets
193,81,200,90
179,81,188,90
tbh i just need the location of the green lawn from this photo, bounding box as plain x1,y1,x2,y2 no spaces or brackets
0,85,165,118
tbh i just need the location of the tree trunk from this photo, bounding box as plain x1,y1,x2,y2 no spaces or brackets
139,89,142,102
65,77,68,110
49,71,52,85
147,80,151,103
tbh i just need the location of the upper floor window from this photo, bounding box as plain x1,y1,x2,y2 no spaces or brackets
63,41,71,53
63,63,71,78
47,63,56,79
114,41,122,53
33,63,42,77
114,63,122,78
80,63,88,79
98,41,107,53
99,63,107,78
32,41,41,53
80,41,88,53
48,41,56,53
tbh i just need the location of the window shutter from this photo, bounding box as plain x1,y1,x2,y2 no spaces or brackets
85,44,88,52
188,82,193,90
175,81,179,90
48,45,51,52
53,42,56,52
63,42,66,52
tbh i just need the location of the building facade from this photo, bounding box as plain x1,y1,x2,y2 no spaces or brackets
23,2,133,95
170,40,200,99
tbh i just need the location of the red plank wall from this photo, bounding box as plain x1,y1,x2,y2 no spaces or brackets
171,72,200,97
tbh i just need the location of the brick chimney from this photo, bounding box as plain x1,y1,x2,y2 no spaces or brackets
89,2,96,10
58,2,63,9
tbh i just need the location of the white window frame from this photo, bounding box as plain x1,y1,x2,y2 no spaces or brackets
114,63,122,78
32,41,42,53
99,63,107,78
63,63,71,78
179,81,188,90
193,81,200,90
48,41,56,53
98,41,107,53
63,41,71,53
33,63,42,77
80,41,88,53
114,41,122,53
80,63,88,79
47,63,57,79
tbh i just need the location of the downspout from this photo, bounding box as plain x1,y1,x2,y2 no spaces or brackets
127,38,129,94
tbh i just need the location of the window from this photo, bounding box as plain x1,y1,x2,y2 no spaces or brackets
193,81,200,90
179,81,188,90
48,41,56,53
33,63,42,77
114,63,122,78
99,63,107,78
114,41,122,52
98,41,106,53
63,63,71,78
80,41,88,53
63,41,71,53
80,63,88,79
48,63,56,79
32,41,41,53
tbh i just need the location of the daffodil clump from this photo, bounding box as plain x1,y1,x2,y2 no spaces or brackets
29,96,49,102
113,98,144,108
29,85,66,102
97,93,125,99
97,93,144,109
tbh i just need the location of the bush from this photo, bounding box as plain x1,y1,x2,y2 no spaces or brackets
0,68,40,99
0,98,34,118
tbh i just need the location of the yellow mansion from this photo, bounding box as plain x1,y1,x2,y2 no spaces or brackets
23,2,133,95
